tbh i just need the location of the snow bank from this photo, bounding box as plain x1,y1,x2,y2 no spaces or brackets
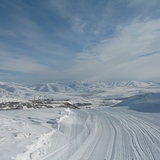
15,131,54,160
15,108,71,160
115,93,160,113
0,108,71,160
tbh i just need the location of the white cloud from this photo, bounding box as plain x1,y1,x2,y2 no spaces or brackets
71,16,86,33
70,18,160,81
0,53,50,74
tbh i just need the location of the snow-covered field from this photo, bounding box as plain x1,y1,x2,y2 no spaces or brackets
0,81,160,160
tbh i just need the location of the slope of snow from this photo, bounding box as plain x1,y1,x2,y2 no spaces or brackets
115,92,160,112
32,83,75,93
0,82,37,102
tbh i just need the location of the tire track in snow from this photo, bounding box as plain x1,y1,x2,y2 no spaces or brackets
105,114,117,160
69,109,120,160
104,110,142,160
124,115,160,160
69,116,102,160
102,111,126,160
106,109,160,160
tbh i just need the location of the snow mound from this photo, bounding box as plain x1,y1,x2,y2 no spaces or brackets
115,92,160,113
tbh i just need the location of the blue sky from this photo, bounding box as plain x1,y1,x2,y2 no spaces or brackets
0,0,160,83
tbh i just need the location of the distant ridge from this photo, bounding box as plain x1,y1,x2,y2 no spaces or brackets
0,81,160,102
31,81,158,92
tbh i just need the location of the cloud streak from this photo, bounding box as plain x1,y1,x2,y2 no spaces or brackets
0,53,50,74
70,18,160,81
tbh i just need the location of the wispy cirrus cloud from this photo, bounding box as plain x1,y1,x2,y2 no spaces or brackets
0,51,63,83
69,18,160,81
0,52,50,74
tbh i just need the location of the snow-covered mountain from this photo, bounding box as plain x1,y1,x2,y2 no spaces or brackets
0,82,38,102
0,81,160,103
31,81,159,93
30,82,75,93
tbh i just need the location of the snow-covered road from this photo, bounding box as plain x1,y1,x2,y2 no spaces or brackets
42,107,160,160
0,106,160,160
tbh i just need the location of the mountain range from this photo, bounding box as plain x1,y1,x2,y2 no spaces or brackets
0,81,160,103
